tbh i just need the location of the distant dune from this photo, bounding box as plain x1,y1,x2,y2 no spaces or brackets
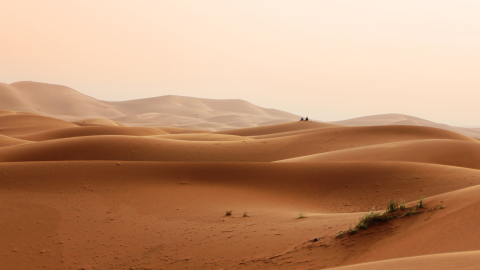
0,81,300,131
330,113,480,139
2,81,479,138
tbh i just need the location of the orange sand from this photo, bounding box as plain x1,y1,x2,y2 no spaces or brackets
1,93,480,269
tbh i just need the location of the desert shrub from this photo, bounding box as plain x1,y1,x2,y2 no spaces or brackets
298,212,306,218
399,201,406,210
336,231,345,238
349,228,359,234
402,209,419,217
416,196,424,209
243,211,249,217
386,199,398,213
356,209,385,229
225,210,232,216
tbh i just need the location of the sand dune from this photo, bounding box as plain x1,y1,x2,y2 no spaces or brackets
2,161,480,269
328,252,480,270
279,139,480,170
2,82,479,137
331,113,480,139
216,120,338,136
14,126,167,141
154,133,252,141
0,134,31,147
0,114,78,136
72,118,126,127
0,81,300,130
0,124,474,163
2,85,480,269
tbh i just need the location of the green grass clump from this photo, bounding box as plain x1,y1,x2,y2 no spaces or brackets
399,201,406,210
416,196,424,209
336,231,345,238
349,228,359,234
402,209,419,217
225,210,232,216
356,209,385,229
386,199,398,213
298,212,306,219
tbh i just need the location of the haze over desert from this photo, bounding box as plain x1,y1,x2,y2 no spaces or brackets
2,1,480,270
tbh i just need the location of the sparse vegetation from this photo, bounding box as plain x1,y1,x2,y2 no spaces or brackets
440,205,446,209
356,208,386,229
225,210,232,216
416,196,424,209
298,212,306,219
337,196,431,238
386,199,398,213
399,201,406,210
402,209,419,217
349,228,359,234
243,211,249,217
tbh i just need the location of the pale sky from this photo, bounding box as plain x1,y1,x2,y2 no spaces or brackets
1,0,479,126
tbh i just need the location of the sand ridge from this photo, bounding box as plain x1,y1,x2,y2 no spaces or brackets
0,124,475,163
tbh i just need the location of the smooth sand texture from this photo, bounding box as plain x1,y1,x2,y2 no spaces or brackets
0,81,300,130
14,126,167,141
0,124,475,163
279,139,480,170
0,134,31,147
1,109,480,269
328,251,480,270
0,114,78,136
331,113,480,139
72,118,126,127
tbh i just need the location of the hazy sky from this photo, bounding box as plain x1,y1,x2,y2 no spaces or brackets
1,0,479,126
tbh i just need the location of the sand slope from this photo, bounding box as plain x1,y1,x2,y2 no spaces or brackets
0,114,78,136
279,139,480,170
0,125,475,163
328,251,480,270
331,113,480,139
72,118,126,127
0,81,300,131
1,161,480,269
216,121,338,136
15,126,167,141
0,134,31,147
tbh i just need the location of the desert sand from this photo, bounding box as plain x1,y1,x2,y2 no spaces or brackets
1,83,480,269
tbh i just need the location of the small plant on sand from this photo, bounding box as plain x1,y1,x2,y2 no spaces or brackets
402,209,419,217
416,196,424,209
225,210,232,216
349,228,359,234
386,199,398,213
298,212,306,219
336,197,429,238
243,211,249,217
356,208,385,229
399,201,406,210
440,205,446,209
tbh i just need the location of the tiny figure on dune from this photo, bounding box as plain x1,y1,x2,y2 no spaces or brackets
300,117,304,121
306,117,309,121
